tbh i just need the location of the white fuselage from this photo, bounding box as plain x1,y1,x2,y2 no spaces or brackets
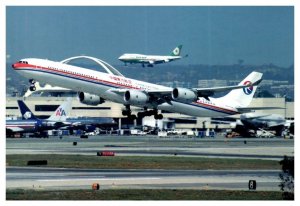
13,58,239,117
118,54,181,64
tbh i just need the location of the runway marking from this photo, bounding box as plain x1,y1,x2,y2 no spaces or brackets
37,177,161,182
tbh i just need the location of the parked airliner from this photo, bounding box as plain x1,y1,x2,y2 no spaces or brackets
12,56,263,120
6,98,71,137
118,45,187,67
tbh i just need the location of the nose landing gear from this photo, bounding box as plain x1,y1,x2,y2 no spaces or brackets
29,79,36,91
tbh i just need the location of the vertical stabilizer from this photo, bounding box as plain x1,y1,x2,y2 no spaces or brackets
18,100,38,120
47,98,72,122
170,45,182,56
218,71,263,108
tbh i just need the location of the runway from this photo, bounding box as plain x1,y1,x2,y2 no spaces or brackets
6,135,294,160
6,135,293,192
6,166,281,191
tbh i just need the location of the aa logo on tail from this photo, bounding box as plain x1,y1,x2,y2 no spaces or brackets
243,81,253,95
56,108,66,116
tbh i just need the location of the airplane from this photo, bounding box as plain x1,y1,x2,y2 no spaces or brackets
237,113,291,137
6,98,72,137
118,45,187,67
12,56,264,121
212,112,291,137
62,117,117,135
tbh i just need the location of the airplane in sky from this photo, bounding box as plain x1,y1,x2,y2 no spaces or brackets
6,98,71,137
118,45,187,67
12,56,263,121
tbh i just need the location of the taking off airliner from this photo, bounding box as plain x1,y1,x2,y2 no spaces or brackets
12,56,263,120
118,45,187,67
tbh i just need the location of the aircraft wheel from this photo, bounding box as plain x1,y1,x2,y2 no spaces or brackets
29,85,36,91
154,114,163,120
128,114,137,120
29,79,36,84
137,112,145,119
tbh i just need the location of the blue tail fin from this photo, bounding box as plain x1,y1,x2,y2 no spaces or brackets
17,100,38,120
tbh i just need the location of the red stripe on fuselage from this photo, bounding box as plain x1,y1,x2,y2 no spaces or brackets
192,101,238,114
13,63,140,90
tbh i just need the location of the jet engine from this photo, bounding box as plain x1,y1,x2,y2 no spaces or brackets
172,88,197,102
124,90,149,105
78,92,105,106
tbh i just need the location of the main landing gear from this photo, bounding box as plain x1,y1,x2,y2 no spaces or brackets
122,105,137,120
137,108,163,120
122,105,163,120
29,79,36,91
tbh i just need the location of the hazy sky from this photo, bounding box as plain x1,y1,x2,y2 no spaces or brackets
6,6,294,67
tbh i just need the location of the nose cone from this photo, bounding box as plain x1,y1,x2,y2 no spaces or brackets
12,63,16,69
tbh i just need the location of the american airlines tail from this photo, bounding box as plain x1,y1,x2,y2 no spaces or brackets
170,45,182,56
217,71,263,108
47,98,72,122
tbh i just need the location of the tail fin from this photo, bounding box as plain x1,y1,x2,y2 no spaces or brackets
18,100,38,120
170,45,182,56
47,98,72,122
218,71,263,108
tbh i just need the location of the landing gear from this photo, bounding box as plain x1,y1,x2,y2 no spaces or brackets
29,85,36,91
137,108,163,120
29,79,36,91
154,114,163,120
122,105,137,120
29,79,36,84
123,105,163,120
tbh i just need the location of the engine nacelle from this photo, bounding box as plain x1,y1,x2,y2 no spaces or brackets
78,92,105,106
172,88,197,102
124,90,149,105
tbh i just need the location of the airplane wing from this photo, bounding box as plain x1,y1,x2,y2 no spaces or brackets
6,127,24,132
192,78,262,97
109,80,264,105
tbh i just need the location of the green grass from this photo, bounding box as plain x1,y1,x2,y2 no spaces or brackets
6,154,280,170
6,189,285,200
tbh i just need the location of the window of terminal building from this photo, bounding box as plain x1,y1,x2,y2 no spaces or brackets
171,118,197,124
72,107,111,110
35,105,59,111
6,107,18,110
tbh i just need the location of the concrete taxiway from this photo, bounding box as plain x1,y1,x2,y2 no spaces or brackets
6,135,294,160
6,166,281,191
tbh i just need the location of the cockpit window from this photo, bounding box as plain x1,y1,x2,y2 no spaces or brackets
18,61,28,64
